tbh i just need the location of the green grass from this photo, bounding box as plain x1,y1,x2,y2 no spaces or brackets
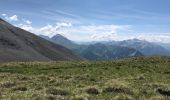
0,56,170,100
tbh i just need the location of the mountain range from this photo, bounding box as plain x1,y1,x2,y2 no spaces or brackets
77,43,142,60
1,18,169,62
40,34,170,60
40,34,142,60
112,39,170,56
0,18,80,62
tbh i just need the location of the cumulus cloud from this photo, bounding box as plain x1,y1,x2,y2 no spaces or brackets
1,14,6,16
136,33,170,43
91,33,117,40
67,24,131,41
89,33,170,43
8,15,18,21
1,14,18,21
17,23,131,41
18,24,34,31
24,20,32,24
37,22,72,36
16,21,170,43
77,25,123,34
17,22,72,37
56,22,72,27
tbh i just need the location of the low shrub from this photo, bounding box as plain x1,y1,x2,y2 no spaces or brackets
46,87,69,96
85,86,100,95
13,86,27,91
103,86,133,94
157,88,170,96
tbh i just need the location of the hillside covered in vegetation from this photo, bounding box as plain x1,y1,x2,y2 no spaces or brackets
0,56,170,100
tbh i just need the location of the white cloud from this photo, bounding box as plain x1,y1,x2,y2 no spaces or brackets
79,25,120,34
17,23,131,41
17,22,72,37
90,32,170,43
16,22,170,43
25,20,32,24
1,14,18,21
8,15,18,21
91,33,117,40
56,22,72,27
65,24,131,41
18,24,34,32
1,14,6,16
136,33,170,43
21,19,32,24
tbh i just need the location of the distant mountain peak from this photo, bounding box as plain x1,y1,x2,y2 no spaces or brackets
53,34,65,37
54,34,64,37
48,34,79,50
52,34,68,40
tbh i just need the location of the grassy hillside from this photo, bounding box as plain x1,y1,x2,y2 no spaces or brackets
0,56,170,100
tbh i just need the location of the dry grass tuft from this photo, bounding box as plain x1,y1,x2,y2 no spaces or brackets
103,79,133,94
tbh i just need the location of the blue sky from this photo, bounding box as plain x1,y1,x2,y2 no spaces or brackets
1,0,170,42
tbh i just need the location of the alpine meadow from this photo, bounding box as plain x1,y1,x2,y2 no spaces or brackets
0,0,170,100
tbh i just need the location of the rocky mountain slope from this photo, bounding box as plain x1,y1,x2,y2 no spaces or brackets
0,18,80,62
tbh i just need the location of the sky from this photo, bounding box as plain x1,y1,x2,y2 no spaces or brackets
0,0,170,43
